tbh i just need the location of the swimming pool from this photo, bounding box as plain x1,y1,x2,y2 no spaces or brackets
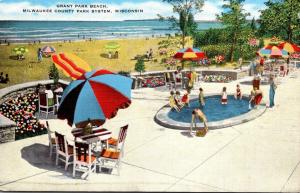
168,95,249,123
155,94,266,130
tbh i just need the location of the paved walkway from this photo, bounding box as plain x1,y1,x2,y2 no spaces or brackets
0,70,299,192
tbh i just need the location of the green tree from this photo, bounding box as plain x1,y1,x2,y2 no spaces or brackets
135,58,145,75
49,63,59,84
217,0,250,62
250,17,257,32
259,0,300,42
159,0,204,48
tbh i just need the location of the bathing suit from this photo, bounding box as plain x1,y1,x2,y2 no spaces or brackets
221,92,227,103
254,93,262,105
181,94,188,103
236,88,241,98
169,96,176,107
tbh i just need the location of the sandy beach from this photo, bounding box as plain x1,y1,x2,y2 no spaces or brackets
0,37,176,88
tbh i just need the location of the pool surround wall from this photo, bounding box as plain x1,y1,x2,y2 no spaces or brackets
154,93,266,130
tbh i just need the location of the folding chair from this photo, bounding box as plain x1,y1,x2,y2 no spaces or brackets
73,141,97,180
46,121,56,158
39,92,55,119
106,125,128,154
55,132,73,171
98,125,128,175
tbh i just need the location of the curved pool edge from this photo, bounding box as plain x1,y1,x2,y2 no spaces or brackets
154,93,267,130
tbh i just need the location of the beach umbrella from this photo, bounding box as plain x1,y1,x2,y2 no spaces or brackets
277,42,300,53
256,45,289,58
173,47,206,61
12,46,28,56
42,46,56,56
104,42,120,52
57,69,132,128
52,52,92,80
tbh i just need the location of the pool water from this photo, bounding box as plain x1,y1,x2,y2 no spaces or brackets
168,95,250,123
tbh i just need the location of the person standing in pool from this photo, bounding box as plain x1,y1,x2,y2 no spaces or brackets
198,87,205,107
190,108,208,136
221,86,228,105
235,84,242,100
269,75,277,108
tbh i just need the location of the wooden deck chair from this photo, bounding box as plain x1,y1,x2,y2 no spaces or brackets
73,141,97,180
39,92,55,119
106,125,129,156
99,125,128,176
55,132,73,171
174,71,182,88
55,94,62,113
46,121,56,158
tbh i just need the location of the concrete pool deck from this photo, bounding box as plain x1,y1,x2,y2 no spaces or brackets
0,70,299,192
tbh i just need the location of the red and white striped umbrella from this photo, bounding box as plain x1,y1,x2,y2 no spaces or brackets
42,46,56,54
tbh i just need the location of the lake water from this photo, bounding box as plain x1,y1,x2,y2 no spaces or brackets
0,20,223,43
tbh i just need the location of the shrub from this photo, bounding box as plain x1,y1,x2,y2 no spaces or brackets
49,63,59,84
135,58,145,75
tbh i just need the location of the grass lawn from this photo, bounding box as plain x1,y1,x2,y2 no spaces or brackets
0,37,170,89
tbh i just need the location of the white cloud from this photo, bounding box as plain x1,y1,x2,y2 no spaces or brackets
194,1,222,21
243,3,266,19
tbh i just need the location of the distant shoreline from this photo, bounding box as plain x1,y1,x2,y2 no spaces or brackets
0,19,221,22
0,35,168,45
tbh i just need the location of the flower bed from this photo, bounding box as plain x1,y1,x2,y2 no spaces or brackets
203,75,233,83
0,92,46,140
141,77,166,88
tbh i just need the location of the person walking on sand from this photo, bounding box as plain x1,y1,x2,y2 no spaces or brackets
269,75,277,108
221,86,228,105
190,108,208,136
37,48,42,62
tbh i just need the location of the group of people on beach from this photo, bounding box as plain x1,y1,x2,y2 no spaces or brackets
145,48,153,60
0,72,9,84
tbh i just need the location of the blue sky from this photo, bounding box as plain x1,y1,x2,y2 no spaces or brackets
0,0,267,21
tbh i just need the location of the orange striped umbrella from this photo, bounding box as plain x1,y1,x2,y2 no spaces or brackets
173,47,206,61
52,53,92,80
